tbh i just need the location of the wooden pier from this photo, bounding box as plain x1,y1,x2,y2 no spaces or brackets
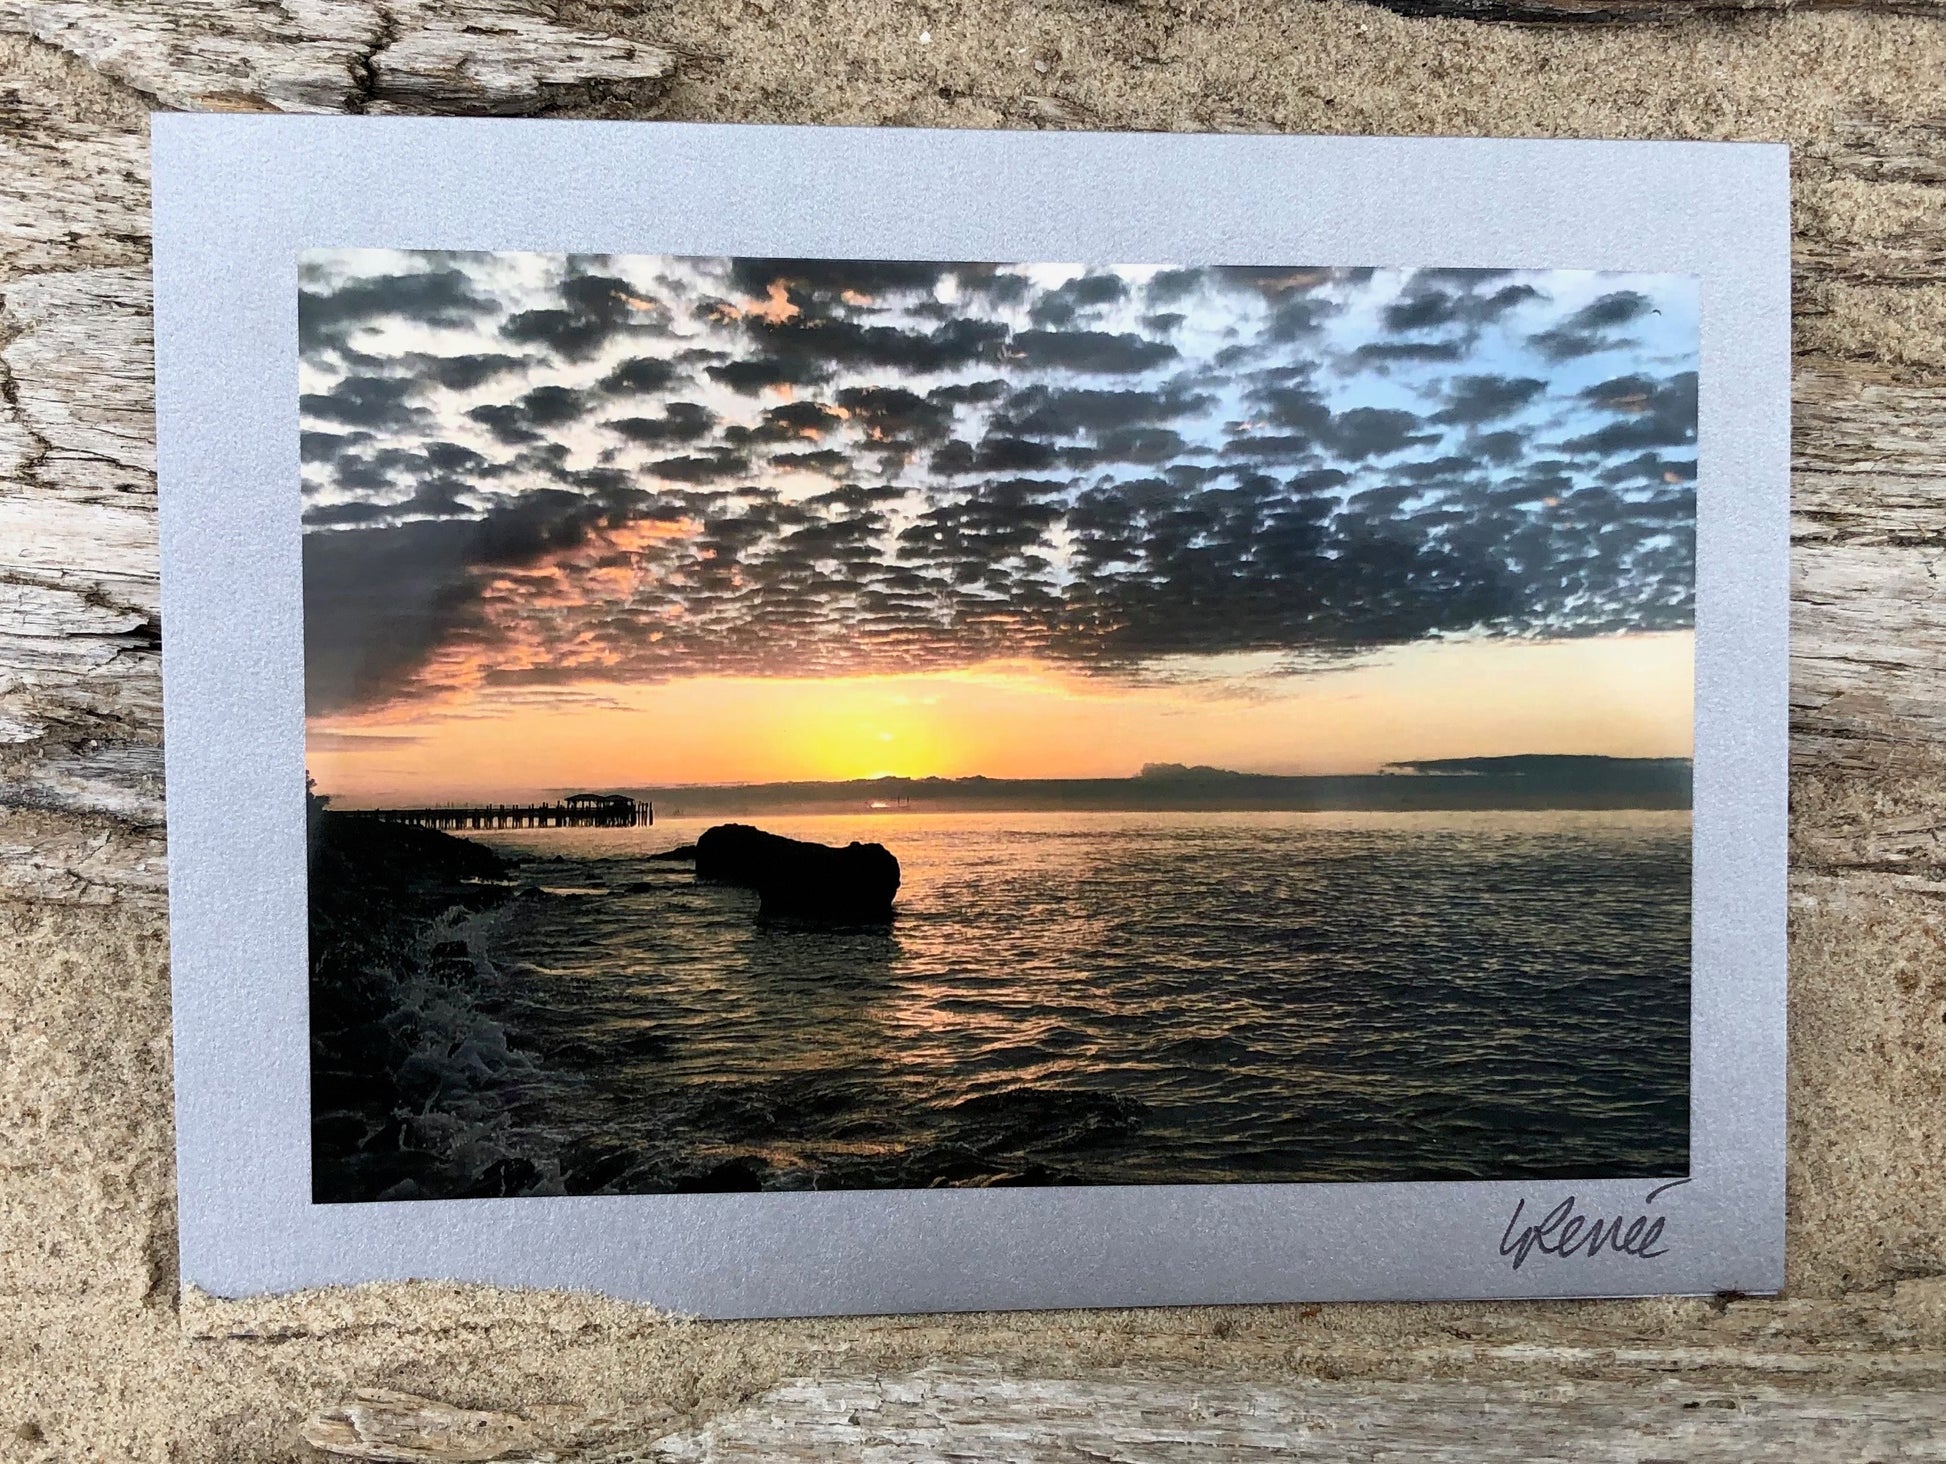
343,792,649,830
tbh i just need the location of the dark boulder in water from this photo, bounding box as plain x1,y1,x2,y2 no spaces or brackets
646,843,699,862
695,822,900,923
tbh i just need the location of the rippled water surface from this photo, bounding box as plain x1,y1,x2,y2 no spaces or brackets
408,809,1691,1193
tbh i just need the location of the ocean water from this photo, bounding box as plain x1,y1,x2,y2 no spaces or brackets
372,808,1691,1195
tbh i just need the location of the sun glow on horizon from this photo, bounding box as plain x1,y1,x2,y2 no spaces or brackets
306,631,1695,806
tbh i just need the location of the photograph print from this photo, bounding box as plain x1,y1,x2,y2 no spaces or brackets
301,250,1696,1204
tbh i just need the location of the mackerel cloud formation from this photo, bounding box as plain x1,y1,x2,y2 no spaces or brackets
299,251,1698,716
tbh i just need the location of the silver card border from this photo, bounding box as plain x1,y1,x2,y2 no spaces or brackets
152,117,1788,1318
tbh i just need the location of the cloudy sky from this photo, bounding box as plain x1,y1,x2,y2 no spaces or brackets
300,250,1697,802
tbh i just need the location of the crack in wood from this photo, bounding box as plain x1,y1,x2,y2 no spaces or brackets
346,2,402,114
0,0,675,115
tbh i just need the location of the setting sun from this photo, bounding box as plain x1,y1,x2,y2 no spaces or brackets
308,632,1692,804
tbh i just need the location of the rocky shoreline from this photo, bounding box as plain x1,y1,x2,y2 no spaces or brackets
307,812,909,1200
307,809,555,1202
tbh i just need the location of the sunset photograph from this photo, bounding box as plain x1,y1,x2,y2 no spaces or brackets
300,249,1695,1202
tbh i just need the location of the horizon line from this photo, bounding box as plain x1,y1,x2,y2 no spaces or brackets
318,753,1696,806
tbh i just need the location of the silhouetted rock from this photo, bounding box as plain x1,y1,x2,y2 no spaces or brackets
694,822,900,923
646,843,699,862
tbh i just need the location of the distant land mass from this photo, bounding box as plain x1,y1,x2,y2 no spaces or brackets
606,755,1692,817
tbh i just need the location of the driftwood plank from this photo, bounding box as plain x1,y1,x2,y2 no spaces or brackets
0,264,162,825
652,1369,1946,1462
1790,368,1946,770
295,1367,1946,1462
0,0,673,115
0,808,167,902
301,1389,546,1463
1816,116,1946,186
0,78,149,279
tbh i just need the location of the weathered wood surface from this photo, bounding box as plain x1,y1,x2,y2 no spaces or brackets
652,1368,1946,1463
302,1390,548,1463
1,0,1945,1460
299,1367,1946,1462
3,0,672,115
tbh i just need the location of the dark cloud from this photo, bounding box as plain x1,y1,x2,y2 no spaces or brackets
1265,296,1337,343
605,402,716,445
1433,374,1546,426
304,488,648,714
1346,340,1466,370
1392,454,1483,484
518,385,587,427
706,354,830,395
301,376,426,430
1009,330,1177,374
931,436,1063,474
1528,290,1655,362
927,379,1009,408
1385,291,1461,332
953,266,1032,305
1561,371,1696,455
426,441,489,473
740,400,850,444
770,448,851,475
1413,268,1516,286
302,500,391,528
300,269,498,355
1575,292,1655,329
1092,426,1189,464
403,352,527,392
742,313,1008,377
302,429,373,463
997,384,1215,437
1221,435,1320,462
1324,407,1434,461
601,355,684,394
1029,273,1129,328
1598,452,1697,486
467,403,540,445
646,447,752,483
729,258,953,310
1288,467,1351,494
501,274,665,362
1247,380,1333,436
834,385,956,443
1383,282,1540,335
1146,268,1204,305
1232,387,1432,461
1471,429,1527,466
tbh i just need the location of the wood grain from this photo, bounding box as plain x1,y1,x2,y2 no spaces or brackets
0,2,1944,1458
298,1366,1946,1462
301,1389,544,1462
1791,368,1946,770
654,1369,1946,1463
1,0,672,115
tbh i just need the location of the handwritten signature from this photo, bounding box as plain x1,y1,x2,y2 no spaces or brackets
1498,1178,1689,1270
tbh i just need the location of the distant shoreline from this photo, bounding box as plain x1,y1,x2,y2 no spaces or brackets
334,757,1694,818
